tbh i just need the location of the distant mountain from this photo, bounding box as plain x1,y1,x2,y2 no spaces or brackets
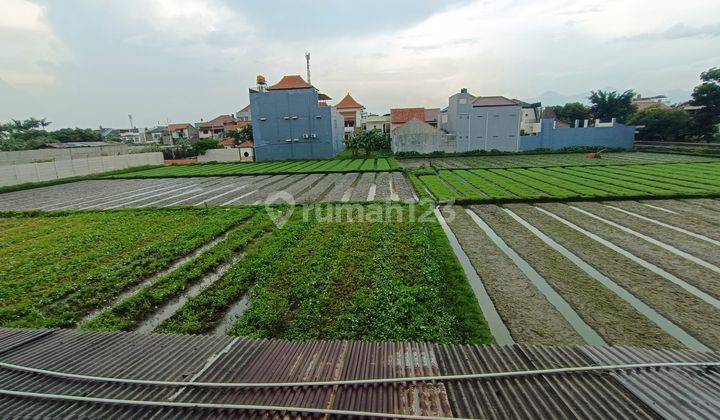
524,88,692,107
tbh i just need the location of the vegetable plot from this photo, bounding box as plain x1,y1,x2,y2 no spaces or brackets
109,157,401,178
417,162,720,203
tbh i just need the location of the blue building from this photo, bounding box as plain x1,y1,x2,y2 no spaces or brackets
518,108,635,151
250,75,345,161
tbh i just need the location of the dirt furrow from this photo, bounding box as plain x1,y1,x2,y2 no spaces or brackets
516,203,720,350
480,204,682,348
443,206,583,346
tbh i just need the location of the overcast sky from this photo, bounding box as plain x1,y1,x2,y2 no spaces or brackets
1,0,719,129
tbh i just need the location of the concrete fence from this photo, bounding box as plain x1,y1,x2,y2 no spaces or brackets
0,145,129,165
197,148,241,163
0,152,163,187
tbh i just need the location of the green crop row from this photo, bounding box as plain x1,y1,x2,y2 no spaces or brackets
110,157,402,179
83,211,275,332
416,162,720,203
0,207,252,328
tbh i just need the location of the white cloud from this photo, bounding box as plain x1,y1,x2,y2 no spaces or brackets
0,0,66,90
262,0,720,113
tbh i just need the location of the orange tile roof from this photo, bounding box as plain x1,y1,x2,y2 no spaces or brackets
238,140,254,148
268,75,314,90
225,121,250,131
167,123,191,131
200,115,234,128
336,93,364,109
390,108,427,124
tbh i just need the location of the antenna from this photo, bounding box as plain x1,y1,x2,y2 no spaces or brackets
305,52,311,84
128,114,134,130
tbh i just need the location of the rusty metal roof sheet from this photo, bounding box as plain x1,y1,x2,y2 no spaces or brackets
0,328,718,418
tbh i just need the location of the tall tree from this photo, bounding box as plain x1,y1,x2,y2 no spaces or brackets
628,106,691,141
551,102,591,125
690,67,720,140
588,89,636,123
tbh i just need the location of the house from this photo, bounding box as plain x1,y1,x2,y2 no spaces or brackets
335,93,365,140
633,94,671,111
167,123,199,142
364,114,391,133
224,120,250,135
391,118,455,154
439,89,523,152
236,105,251,122
249,74,345,161
390,108,440,131
146,126,169,144
198,115,235,139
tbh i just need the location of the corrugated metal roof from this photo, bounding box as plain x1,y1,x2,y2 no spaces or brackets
0,328,718,418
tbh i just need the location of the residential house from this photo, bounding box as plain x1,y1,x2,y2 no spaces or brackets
198,115,235,139
167,123,199,142
439,89,523,152
390,108,440,131
391,118,455,154
250,74,345,161
236,105,252,122
335,93,365,140
147,126,169,144
364,114,391,133
633,94,671,111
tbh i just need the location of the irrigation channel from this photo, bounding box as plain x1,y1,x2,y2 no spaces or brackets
437,198,720,351
0,172,417,211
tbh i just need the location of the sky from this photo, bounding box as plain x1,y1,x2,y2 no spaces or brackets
1,0,719,129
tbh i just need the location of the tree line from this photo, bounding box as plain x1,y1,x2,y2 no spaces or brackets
551,67,720,142
0,118,103,151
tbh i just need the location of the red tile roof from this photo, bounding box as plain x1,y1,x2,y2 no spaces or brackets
390,108,427,124
424,108,440,122
167,123,191,131
200,115,234,128
317,93,332,101
268,75,314,90
472,96,518,107
238,140,254,148
336,93,364,109
225,121,250,131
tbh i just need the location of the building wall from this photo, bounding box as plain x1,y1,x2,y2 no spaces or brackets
464,105,521,152
519,118,635,150
197,148,240,163
0,152,163,187
250,88,345,161
391,119,456,154
0,144,129,165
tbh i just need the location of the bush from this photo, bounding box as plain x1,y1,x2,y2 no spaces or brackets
192,138,221,155
628,106,691,141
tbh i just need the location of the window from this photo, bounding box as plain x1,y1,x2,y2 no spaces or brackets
459,98,467,104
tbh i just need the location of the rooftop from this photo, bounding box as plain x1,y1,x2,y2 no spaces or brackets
267,75,314,90
1,327,717,419
336,93,364,109
472,96,519,107
199,115,234,128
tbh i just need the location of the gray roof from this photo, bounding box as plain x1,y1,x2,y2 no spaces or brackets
0,327,718,418
472,96,519,107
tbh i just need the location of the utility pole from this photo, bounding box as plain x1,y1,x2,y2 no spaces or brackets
305,52,311,84
128,114,134,130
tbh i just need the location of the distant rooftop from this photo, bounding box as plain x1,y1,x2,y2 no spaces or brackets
472,96,518,107
336,93,364,109
268,75,314,90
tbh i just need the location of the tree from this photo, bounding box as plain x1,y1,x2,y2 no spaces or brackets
191,138,220,155
346,132,363,157
690,67,720,140
628,106,691,141
227,123,253,145
551,102,591,125
589,89,636,123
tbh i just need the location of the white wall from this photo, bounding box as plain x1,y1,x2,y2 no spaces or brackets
197,148,240,163
0,152,163,187
0,145,129,165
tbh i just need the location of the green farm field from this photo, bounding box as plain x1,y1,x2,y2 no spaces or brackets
0,204,490,344
399,151,719,169
417,161,720,203
108,157,400,179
